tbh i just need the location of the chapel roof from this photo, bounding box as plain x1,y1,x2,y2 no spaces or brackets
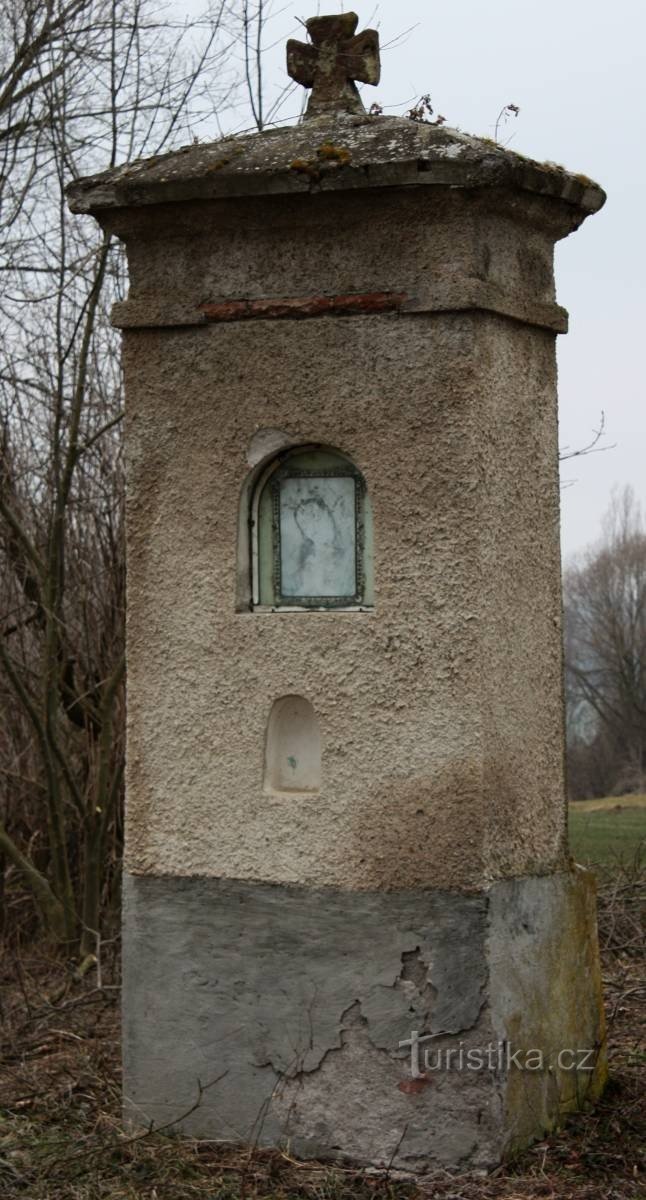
66,113,605,218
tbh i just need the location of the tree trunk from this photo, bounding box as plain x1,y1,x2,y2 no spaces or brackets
0,821,68,940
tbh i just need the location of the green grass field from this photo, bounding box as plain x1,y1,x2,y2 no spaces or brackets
568,793,646,866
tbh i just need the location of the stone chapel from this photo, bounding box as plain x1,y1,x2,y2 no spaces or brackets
68,13,607,1171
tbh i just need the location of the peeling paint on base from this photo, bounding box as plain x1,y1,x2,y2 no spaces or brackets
122,868,605,1171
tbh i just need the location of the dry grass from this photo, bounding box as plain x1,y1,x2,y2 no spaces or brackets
571,795,646,813
0,867,643,1200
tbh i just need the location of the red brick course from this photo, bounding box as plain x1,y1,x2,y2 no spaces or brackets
198,292,407,322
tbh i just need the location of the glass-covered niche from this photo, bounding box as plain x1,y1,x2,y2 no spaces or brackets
251,447,374,611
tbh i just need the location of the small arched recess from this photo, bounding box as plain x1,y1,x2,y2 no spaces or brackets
264,695,321,794
249,446,374,611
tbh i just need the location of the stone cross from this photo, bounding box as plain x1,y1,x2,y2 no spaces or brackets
287,13,380,119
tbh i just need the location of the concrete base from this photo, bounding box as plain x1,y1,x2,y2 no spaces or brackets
122,869,606,1172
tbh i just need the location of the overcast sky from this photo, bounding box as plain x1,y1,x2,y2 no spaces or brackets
209,0,645,560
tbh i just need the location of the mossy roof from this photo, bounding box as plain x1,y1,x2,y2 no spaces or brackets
66,113,605,216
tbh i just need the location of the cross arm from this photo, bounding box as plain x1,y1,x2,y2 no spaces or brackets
286,39,317,89
346,30,381,86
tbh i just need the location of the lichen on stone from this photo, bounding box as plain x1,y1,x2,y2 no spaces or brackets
317,142,352,165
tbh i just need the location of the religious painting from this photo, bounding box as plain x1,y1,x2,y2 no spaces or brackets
252,447,374,610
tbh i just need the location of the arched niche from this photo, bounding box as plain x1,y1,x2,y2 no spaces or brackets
263,695,321,794
247,445,374,612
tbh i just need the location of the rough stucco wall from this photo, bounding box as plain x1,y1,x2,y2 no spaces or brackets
106,188,563,321
124,313,483,887
122,313,565,889
475,315,567,879
122,869,605,1170
117,183,570,890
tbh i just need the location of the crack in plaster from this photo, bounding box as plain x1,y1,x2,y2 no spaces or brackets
258,943,489,1082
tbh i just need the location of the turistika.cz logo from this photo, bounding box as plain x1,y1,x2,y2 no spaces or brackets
399,1032,598,1078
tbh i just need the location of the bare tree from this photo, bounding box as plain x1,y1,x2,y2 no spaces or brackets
226,0,301,132
0,0,234,951
564,486,646,799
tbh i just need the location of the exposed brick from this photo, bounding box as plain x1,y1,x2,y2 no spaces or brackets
198,291,407,322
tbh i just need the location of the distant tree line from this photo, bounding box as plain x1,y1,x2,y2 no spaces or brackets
564,487,646,800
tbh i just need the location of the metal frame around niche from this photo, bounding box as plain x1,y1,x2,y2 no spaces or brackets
270,466,366,608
